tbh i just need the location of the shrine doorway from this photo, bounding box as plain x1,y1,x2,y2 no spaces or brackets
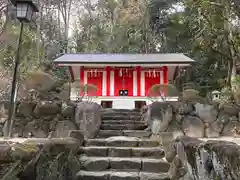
101,101,113,108
135,101,146,109
114,68,134,96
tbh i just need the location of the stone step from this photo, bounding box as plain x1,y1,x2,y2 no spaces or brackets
79,147,164,158
102,111,141,116
77,171,170,180
100,124,147,130
97,130,151,138
102,120,145,125
102,115,141,121
79,156,170,173
102,109,140,114
85,137,160,147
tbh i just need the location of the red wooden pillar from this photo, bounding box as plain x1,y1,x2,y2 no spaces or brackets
80,66,84,95
80,66,84,84
106,66,111,96
136,66,141,96
162,66,168,96
163,66,168,84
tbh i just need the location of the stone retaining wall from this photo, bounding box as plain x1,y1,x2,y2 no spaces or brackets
0,100,102,139
162,134,240,180
0,130,84,180
142,101,240,139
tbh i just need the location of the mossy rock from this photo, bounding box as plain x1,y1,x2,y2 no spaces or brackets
233,89,240,105
10,143,39,161
24,71,56,92
219,103,238,116
149,84,179,97
182,89,199,99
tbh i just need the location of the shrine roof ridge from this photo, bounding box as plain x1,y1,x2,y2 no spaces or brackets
53,53,195,64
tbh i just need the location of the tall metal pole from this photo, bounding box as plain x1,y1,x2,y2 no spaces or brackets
6,22,24,137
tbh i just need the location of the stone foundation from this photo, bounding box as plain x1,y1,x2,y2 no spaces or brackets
142,101,240,139
163,135,240,180
0,100,102,139
0,130,84,180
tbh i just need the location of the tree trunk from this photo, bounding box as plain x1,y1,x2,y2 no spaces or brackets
227,59,233,88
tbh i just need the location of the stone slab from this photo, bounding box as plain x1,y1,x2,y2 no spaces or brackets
138,140,160,147
132,148,164,158
79,156,109,171
85,139,106,146
106,136,140,147
79,147,109,157
108,147,132,157
109,172,139,180
98,130,123,138
77,171,170,180
102,116,131,120
141,159,170,173
85,138,160,147
109,157,141,170
80,146,165,158
100,124,146,130
139,172,170,180
77,171,109,180
123,130,151,138
102,120,145,125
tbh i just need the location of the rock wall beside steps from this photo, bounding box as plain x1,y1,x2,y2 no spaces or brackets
0,100,102,138
142,101,240,138
163,135,240,180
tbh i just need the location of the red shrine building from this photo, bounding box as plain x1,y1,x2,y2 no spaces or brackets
54,53,194,109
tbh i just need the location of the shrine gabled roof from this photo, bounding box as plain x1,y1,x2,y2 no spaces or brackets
53,53,194,65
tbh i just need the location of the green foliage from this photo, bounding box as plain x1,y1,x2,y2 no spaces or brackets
73,0,157,53
1,160,23,180
219,75,240,104
2,149,80,180
0,24,44,74
83,84,98,94
219,87,233,103
149,0,240,91
181,89,206,103
23,71,56,92
149,84,180,97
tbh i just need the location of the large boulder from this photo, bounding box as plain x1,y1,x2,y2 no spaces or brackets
181,116,204,138
195,103,218,123
166,121,184,139
217,111,231,125
17,101,36,117
221,121,240,137
220,103,239,116
34,101,61,116
150,102,171,120
61,102,76,119
178,103,195,115
209,119,224,134
75,102,102,138
166,136,240,180
148,102,174,134
205,125,220,138
23,121,47,138
52,120,77,138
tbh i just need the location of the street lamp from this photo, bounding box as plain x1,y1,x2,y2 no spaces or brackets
6,0,38,137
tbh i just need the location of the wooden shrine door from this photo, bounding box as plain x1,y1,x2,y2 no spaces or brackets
87,71,103,96
114,68,133,96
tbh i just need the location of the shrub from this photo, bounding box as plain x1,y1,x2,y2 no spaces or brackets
181,89,206,104
23,71,56,92
149,84,180,97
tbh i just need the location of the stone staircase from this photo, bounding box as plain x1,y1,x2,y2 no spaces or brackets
77,109,170,180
